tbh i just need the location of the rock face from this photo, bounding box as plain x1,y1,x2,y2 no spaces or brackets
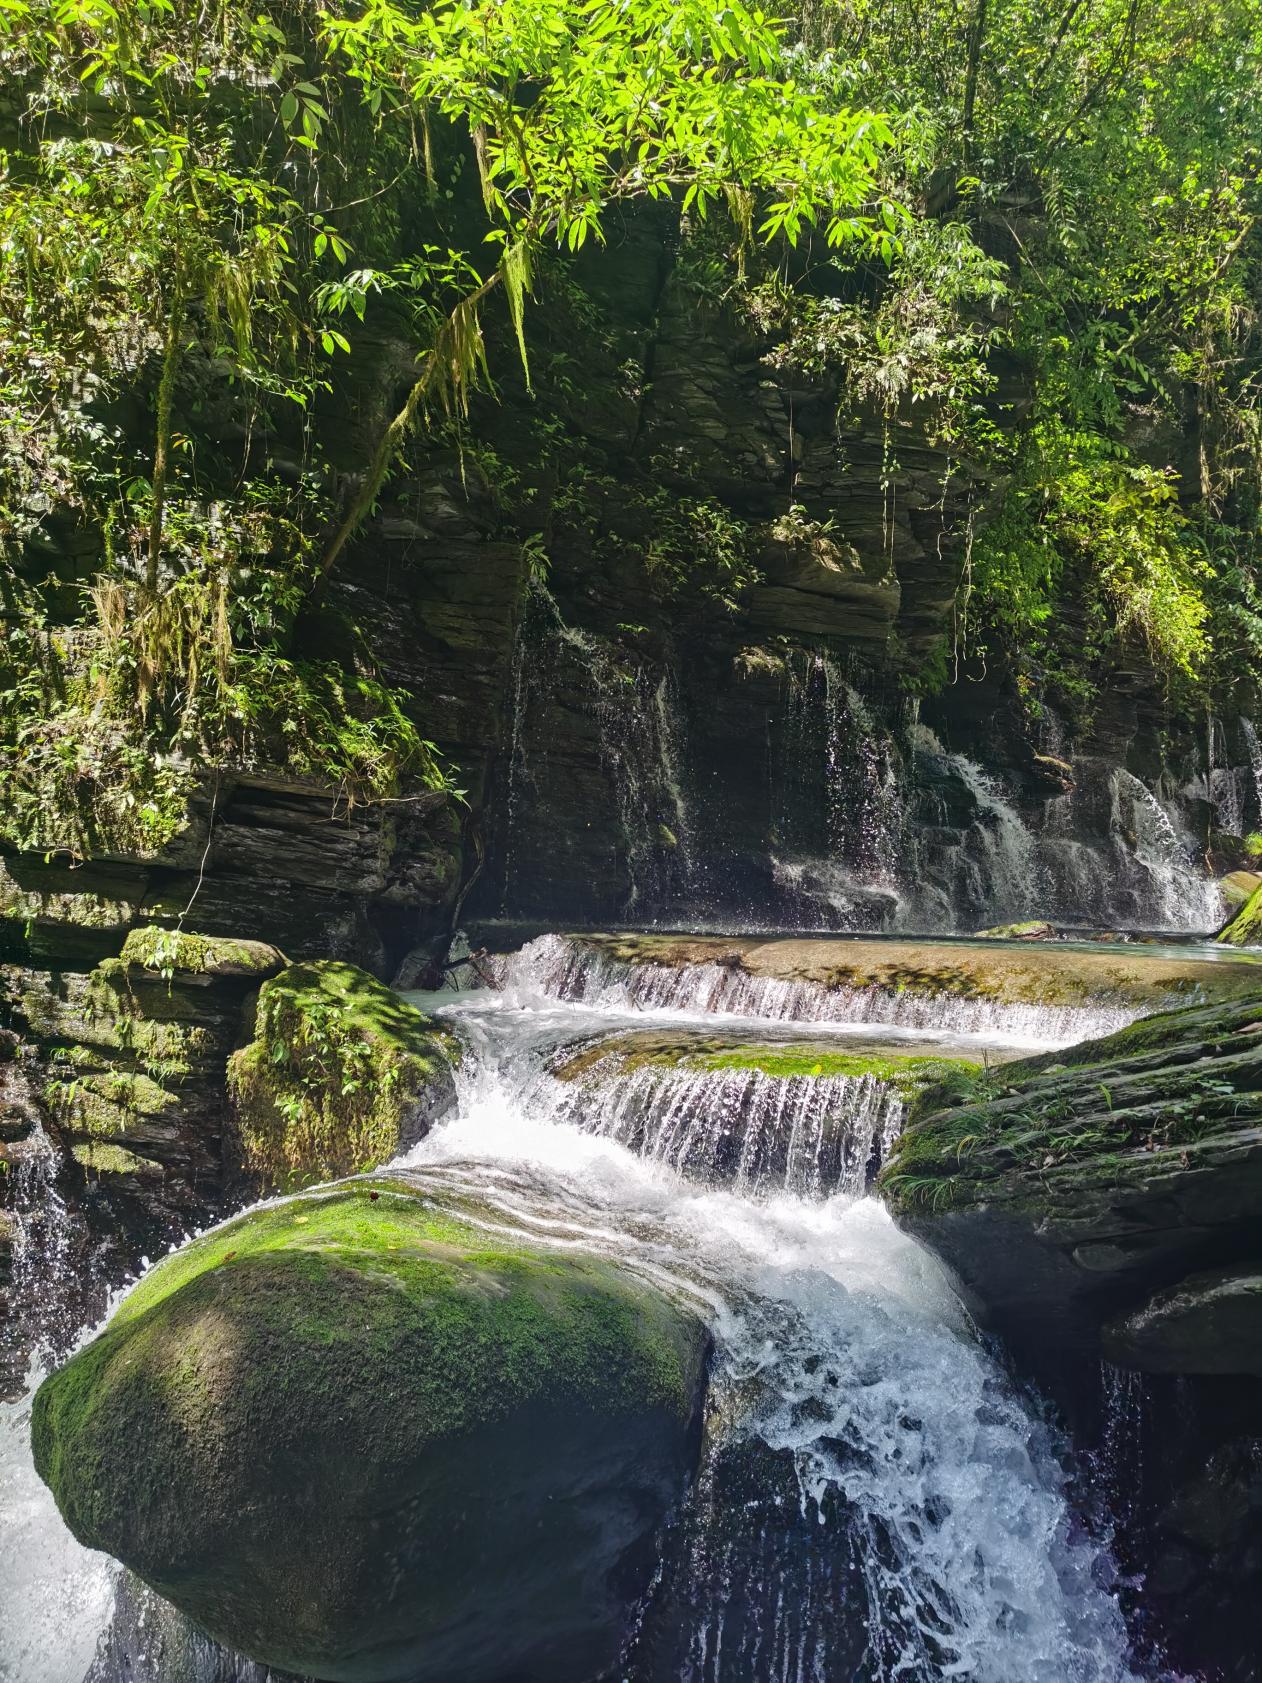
1103,1267,1262,1376
882,992,1262,1375
227,960,457,1189
33,1178,710,1683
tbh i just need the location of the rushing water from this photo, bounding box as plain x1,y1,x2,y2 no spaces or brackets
490,932,1145,1045
3,936,1178,1683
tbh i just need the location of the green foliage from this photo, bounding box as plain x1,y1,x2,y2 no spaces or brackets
227,960,453,1189
794,0,1262,709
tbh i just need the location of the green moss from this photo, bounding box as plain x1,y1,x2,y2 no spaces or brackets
32,1178,707,1596
227,961,455,1190
120,926,285,978
685,1045,976,1092
554,1030,982,1096
1217,884,1262,947
44,1069,176,1138
71,1142,158,1176
880,992,1262,1213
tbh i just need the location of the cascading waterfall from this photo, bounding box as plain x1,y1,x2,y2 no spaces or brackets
897,726,1045,932
498,580,696,915
397,981,1141,1683
3,945,1154,1683
772,653,908,929
494,932,1141,1044
1203,715,1246,838
542,1059,900,1198
1241,718,1262,827
1109,771,1221,930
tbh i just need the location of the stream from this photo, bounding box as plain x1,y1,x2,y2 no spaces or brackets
0,932,1189,1683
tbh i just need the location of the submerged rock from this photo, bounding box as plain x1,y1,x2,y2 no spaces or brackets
33,1178,710,1683
881,992,1262,1373
975,919,1058,941
226,961,457,1189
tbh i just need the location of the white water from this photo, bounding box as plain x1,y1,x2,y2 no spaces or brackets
490,932,1143,1046
390,986,1142,1682
1242,718,1262,823
2,946,1158,1682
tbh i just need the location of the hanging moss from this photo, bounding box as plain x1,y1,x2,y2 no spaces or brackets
226,961,457,1190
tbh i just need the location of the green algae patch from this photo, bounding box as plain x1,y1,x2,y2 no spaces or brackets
32,1176,709,1683
120,926,286,978
226,960,456,1190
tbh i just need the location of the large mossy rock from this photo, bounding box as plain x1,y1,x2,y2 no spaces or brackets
1217,882,1262,946
33,1178,710,1683
227,960,457,1189
881,992,1262,1373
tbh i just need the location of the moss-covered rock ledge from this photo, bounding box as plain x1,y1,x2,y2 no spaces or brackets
227,961,457,1190
880,991,1262,1373
33,1178,710,1683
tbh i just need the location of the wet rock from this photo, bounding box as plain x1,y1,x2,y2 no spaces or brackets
1148,1438,1262,1683
883,992,1262,1372
1219,869,1262,908
1218,882,1262,946
976,919,1058,940
553,930,1262,1015
34,1178,710,1683
1104,1267,1262,1376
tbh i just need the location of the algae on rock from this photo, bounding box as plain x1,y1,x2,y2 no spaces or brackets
32,1177,710,1683
879,990,1262,1372
227,960,456,1190
1217,883,1262,946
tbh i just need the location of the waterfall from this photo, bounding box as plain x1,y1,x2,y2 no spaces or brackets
1109,770,1221,930
942,752,1043,925
542,1059,901,1199
3,942,1149,1683
402,988,1141,1683
498,582,695,916
1242,718,1262,826
897,729,1046,932
490,933,1143,1045
1204,716,1245,837
773,652,906,929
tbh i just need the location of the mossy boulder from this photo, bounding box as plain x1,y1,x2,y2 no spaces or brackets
32,1177,710,1683
881,991,1262,1376
120,925,286,978
1217,883,1262,946
227,961,457,1189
